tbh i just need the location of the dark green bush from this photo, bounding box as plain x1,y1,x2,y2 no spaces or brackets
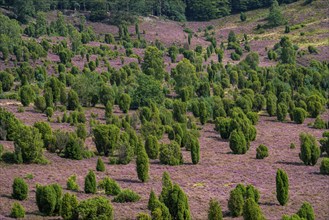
67,175,79,191
299,133,320,166
84,170,97,194
145,135,159,159
96,157,105,172
12,177,28,200
137,212,152,220
229,130,247,154
76,123,87,140
60,193,78,220
159,141,183,165
293,108,307,124
266,93,277,117
231,52,241,60
208,199,223,220
34,96,47,112
19,85,35,107
36,184,62,216
276,169,289,206
320,158,329,175
214,117,232,139
45,107,54,118
113,189,141,203
77,196,114,220
67,89,80,111
277,102,288,122
118,93,131,113
10,202,25,218
240,12,247,21
228,188,244,217
256,144,269,159
246,112,259,125
136,144,150,182
167,183,191,220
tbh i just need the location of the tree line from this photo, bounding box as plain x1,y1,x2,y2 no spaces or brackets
0,0,298,22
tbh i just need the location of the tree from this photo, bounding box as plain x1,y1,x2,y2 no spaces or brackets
60,193,78,220
84,170,96,194
160,171,173,207
19,85,35,107
142,46,166,80
93,124,120,156
320,158,329,175
67,89,80,110
131,74,164,107
190,136,200,164
299,133,320,166
119,93,131,113
229,130,247,154
168,184,191,220
67,175,79,191
228,188,244,217
34,96,47,112
173,58,197,94
145,135,159,159
266,93,277,116
103,177,121,196
243,198,264,220
240,12,246,21
14,126,44,164
267,0,285,27
13,0,35,23
12,177,28,200
277,102,288,121
173,100,187,123
280,37,296,64
186,0,230,21
276,169,289,206
36,184,62,216
96,157,105,172
0,71,14,92
136,144,150,182
208,199,223,220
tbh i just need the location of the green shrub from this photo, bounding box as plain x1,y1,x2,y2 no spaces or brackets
276,169,289,206
113,189,141,203
208,199,223,220
77,196,114,220
10,202,25,218
293,108,307,124
76,123,87,140
297,202,315,220
34,96,47,112
240,12,246,21
229,130,247,154
190,135,200,164
167,183,191,220
136,144,150,182
256,144,269,159
145,135,159,159
231,52,240,60
228,188,244,217
214,117,232,139
320,131,329,155
12,177,28,200
19,85,35,107
159,141,183,165
266,93,277,117
103,177,121,196
67,175,79,191
245,185,260,203
299,133,320,166
243,198,264,220
148,190,158,211
118,93,131,113
36,184,62,216
67,89,80,111
0,144,3,159
45,107,54,118
96,157,105,172
60,193,78,220
313,116,326,129
137,212,152,220
320,158,329,175
246,112,259,125
84,170,97,194
277,102,288,122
